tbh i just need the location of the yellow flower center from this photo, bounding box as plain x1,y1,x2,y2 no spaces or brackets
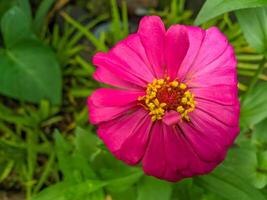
138,77,196,122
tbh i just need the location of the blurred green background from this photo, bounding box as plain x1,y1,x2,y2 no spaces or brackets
1,0,267,199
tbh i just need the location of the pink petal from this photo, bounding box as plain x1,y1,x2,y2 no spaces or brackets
165,125,223,177
88,88,144,124
187,45,237,88
141,122,224,181
192,85,238,106
90,88,144,107
110,34,155,81
124,34,156,77
138,16,166,78
177,26,205,80
93,52,147,88
142,122,182,181
162,125,194,171
114,115,152,165
98,108,151,165
165,25,189,80
195,98,240,127
162,110,180,126
180,109,239,162
185,27,229,79
89,103,135,124
93,66,140,90
192,108,240,146
179,158,219,178
180,123,225,163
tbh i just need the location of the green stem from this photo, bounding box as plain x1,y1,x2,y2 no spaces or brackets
241,57,266,103
179,0,185,13
60,11,107,52
33,152,55,194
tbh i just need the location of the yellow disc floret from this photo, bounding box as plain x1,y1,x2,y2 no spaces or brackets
138,77,196,122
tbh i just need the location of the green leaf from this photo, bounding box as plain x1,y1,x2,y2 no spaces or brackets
195,0,267,25
55,130,98,181
54,131,105,200
93,150,143,193
195,164,266,200
0,7,61,104
33,0,56,35
0,139,26,161
0,0,17,20
0,104,34,126
54,131,75,181
17,0,32,23
172,179,204,200
60,12,107,52
32,180,107,200
224,147,267,189
106,168,143,193
0,160,14,182
236,6,267,53
0,40,62,105
255,151,267,188
111,187,137,200
1,6,34,47
137,176,172,200
240,82,267,127
110,0,122,42
252,118,267,149
75,127,101,162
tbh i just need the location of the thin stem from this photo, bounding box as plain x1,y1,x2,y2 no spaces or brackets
179,0,185,13
33,152,55,194
60,11,107,52
241,57,266,103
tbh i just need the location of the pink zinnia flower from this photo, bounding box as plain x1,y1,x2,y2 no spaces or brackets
88,16,240,181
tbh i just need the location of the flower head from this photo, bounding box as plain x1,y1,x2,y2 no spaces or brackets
88,16,240,182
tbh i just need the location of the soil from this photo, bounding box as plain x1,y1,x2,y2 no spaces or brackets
0,192,24,200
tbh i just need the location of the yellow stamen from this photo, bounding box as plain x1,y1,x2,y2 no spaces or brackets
180,83,187,90
138,77,196,122
170,81,179,87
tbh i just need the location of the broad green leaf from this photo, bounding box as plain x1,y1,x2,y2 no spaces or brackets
32,180,107,200
111,187,137,200
55,130,98,181
254,151,267,188
54,131,105,200
172,179,204,200
236,7,267,53
1,7,34,48
137,176,172,200
240,82,267,127
195,164,266,200
224,147,267,189
93,151,143,193
0,7,62,104
0,0,17,20
33,0,56,35
195,0,267,25
17,0,32,23
107,169,143,193
252,118,267,149
54,131,75,181
202,194,226,200
0,40,62,105
75,127,101,162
